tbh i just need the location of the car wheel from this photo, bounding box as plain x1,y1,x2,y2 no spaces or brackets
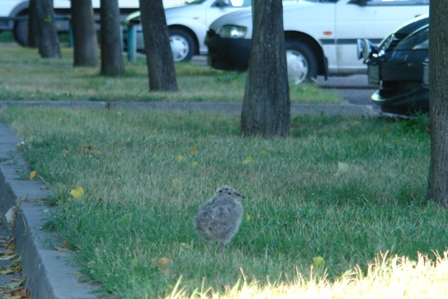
13,20,28,47
285,40,318,84
169,29,195,62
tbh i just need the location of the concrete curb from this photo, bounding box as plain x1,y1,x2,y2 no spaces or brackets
0,123,98,299
0,100,379,117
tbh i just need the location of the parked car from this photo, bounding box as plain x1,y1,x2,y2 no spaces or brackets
205,0,429,84
124,0,252,62
0,0,140,47
358,14,429,114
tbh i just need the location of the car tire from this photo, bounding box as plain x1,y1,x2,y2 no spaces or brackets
285,40,318,84
169,28,195,62
13,20,28,47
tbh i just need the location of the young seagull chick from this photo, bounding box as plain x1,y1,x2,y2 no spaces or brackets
194,186,245,252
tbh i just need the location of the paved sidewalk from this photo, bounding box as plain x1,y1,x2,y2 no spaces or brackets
0,100,379,117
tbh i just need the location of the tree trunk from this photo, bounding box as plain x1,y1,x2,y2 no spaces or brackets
71,0,98,67
27,0,38,48
139,0,178,91
100,0,125,76
426,0,448,205
241,0,290,138
36,0,61,58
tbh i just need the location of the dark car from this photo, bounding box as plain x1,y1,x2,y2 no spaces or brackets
358,14,429,114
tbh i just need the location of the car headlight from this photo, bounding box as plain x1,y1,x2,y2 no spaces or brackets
218,25,247,39
378,34,397,55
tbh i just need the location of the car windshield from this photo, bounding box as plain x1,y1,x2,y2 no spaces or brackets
395,26,429,51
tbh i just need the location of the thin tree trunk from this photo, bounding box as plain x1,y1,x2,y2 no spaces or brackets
36,0,61,58
71,0,98,67
100,0,125,76
426,0,448,205
139,0,178,91
241,0,290,138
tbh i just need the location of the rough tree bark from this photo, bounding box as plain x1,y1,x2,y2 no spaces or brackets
27,0,38,48
241,0,290,138
139,0,178,91
100,0,125,76
426,0,448,205
36,0,61,58
71,0,98,67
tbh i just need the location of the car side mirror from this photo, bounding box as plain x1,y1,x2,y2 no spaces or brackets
357,39,377,61
215,0,230,7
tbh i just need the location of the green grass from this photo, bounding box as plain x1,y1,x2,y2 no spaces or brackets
0,44,344,104
1,106,445,298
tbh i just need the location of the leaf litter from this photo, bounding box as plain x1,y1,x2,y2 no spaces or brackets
0,236,31,299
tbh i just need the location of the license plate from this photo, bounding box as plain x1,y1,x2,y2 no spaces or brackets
368,64,380,86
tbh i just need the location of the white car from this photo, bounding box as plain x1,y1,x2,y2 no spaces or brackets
0,0,140,46
124,0,252,62
205,0,429,84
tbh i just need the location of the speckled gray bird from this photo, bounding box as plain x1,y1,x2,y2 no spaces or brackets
194,186,245,252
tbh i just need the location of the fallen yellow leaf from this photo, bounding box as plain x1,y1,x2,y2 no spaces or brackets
29,170,37,180
70,186,84,199
180,243,190,249
0,267,16,275
242,155,254,165
54,246,71,252
175,155,185,162
157,257,172,268
172,178,180,188
6,238,15,251
0,254,18,261
188,147,198,154
10,287,30,298
312,256,325,268
245,214,251,222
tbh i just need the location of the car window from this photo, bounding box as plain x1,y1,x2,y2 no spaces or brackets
364,0,429,6
229,0,251,6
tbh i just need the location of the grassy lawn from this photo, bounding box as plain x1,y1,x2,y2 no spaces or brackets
1,106,447,298
0,43,344,104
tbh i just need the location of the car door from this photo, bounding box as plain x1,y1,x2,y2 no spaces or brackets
334,0,429,74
